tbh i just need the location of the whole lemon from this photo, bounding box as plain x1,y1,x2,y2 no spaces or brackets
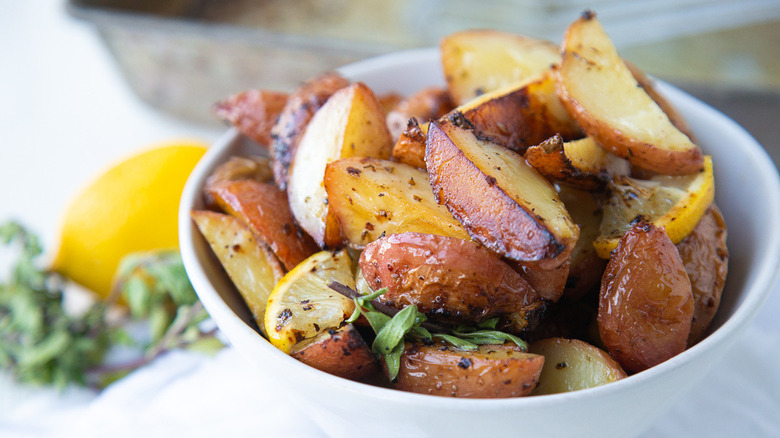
51,141,207,298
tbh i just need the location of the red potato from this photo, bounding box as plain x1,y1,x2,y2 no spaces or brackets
270,72,351,190
359,232,541,325
290,324,380,382
426,115,580,269
207,179,318,271
598,221,694,373
214,89,288,148
676,206,728,345
530,337,626,395
203,156,273,208
393,343,545,398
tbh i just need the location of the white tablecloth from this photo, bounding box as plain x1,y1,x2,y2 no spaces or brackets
1,2,778,437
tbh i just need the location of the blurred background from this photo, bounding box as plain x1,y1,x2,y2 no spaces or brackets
66,0,780,165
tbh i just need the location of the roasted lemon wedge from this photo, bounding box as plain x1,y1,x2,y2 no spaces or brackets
594,156,714,259
264,249,355,354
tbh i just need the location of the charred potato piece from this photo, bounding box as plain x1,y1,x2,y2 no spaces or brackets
360,232,541,325
556,12,703,175
458,72,583,156
392,118,428,170
203,156,273,207
214,89,288,148
441,30,560,105
271,72,350,190
207,179,318,271
290,324,380,382
324,157,469,248
530,337,626,395
677,206,728,345
426,115,579,269
393,343,544,398
287,82,393,247
386,87,453,141
525,135,629,190
191,211,284,335
598,221,693,373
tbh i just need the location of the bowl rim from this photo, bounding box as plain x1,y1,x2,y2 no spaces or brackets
179,47,780,409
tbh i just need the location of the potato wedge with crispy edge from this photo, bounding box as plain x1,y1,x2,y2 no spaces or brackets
599,221,693,373
191,210,284,335
441,29,560,106
386,86,453,141
214,90,288,148
525,135,629,190
324,157,470,248
426,114,579,269
393,343,544,398
207,179,318,271
271,72,350,190
530,337,626,395
457,71,583,156
626,61,695,142
556,12,704,175
290,324,381,382
287,82,394,247
360,232,542,325
677,206,728,346
203,155,273,208
392,118,428,170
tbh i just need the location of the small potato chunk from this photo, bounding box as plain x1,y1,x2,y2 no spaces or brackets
203,156,273,208
207,179,318,271
360,232,541,325
441,30,560,105
287,82,393,247
271,72,350,190
598,221,694,373
530,338,626,395
290,324,380,382
191,211,284,335
391,118,428,170
556,12,703,175
458,72,583,156
324,157,470,248
386,87,453,141
426,115,579,269
394,343,544,398
677,206,728,345
214,89,288,148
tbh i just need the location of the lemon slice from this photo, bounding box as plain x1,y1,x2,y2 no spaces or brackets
264,249,355,353
594,156,714,259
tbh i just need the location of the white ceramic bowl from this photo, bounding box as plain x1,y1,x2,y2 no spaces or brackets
179,48,780,438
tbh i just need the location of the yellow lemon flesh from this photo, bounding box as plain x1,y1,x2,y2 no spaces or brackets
265,250,355,354
51,141,207,297
594,155,714,259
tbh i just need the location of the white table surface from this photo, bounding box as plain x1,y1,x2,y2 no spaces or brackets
1,2,779,437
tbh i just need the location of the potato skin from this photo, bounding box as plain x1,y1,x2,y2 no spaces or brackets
290,324,380,382
677,206,728,345
530,337,626,395
394,343,544,398
598,221,693,373
391,118,428,170
359,232,540,324
214,89,288,148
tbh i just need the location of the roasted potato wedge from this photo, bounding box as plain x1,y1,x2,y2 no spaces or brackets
391,118,428,170
393,343,544,398
290,324,380,382
207,179,318,271
510,259,570,304
677,206,728,345
626,61,695,141
191,211,283,335
203,155,273,207
360,232,541,325
426,115,579,269
599,221,693,373
271,72,350,190
525,135,629,190
458,72,583,156
441,30,560,105
386,86,453,141
556,12,704,175
324,157,469,248
530,337,626,395
287,82,393,247
214,89,288,148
